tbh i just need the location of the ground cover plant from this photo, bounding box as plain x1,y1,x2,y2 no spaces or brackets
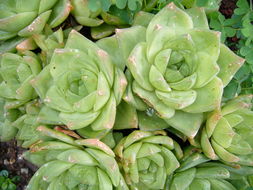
0,170,20,190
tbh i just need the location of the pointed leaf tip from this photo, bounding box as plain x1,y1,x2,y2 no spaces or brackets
167,2,176,9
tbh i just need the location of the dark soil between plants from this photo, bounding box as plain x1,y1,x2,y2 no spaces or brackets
0,0,239,189
0,141,37,190
219,0,237,18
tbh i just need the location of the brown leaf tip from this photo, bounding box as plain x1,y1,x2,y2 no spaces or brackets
70,29,78,34
43,96,51,103
27,24,35,32
237,58,245,65
120,78,127,86
198,7,205,11
42,176,48,181
54,49,66,54
36,126,44,132
155,24,162,31
97,49,108,57
115,28,123,35
97,90,104,96
128,56,136,65
68,155,76,163
214,31,221,38
167,2,176,9
67,2,73,11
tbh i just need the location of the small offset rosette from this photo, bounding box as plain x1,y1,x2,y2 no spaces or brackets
168,150,240,190
114,130,182,190
0,51,42,108
201,95,253,166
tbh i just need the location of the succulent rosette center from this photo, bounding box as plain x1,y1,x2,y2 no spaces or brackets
201,95,253,166
114,131,180,189
128,6,223,116
0,51,41,108
32,30,127,138
119,3,244,137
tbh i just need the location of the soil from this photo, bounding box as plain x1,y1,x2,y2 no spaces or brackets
0,141,37,190
219,0,237,18
0,0,240,190
219,0,239,51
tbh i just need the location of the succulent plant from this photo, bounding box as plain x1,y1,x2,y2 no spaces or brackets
0,0,71,41
201,95,253,166
16,26,83,64
14,99,63,148
0,1,252,190
0,97,64,145
70,0,164,39
25,126,128,190
70,0,132,40
170,167,236,190
114,130,182,189
199,162,253,190
167,152,248,190
0,98,22,141
88,0,160,12
113,3,244,138
31,30,127,139
31,27,67,64
181,0,222,13
71,0,105,27
0,51,42,108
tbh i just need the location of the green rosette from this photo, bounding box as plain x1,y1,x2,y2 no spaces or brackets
199,162,253,190
70,0,164,40
200,95,253,166
14,99,63,148
25,126,128,190
0,97,64,145
0,51,42,108
70,0,132,40
114,130,182,190
0,55,39,142
168,149,253,190
0,98,23,141
31,30,127,139
113,2,244,138
0,0,71,43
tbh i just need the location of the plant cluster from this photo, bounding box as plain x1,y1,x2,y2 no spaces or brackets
0,0,253,189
